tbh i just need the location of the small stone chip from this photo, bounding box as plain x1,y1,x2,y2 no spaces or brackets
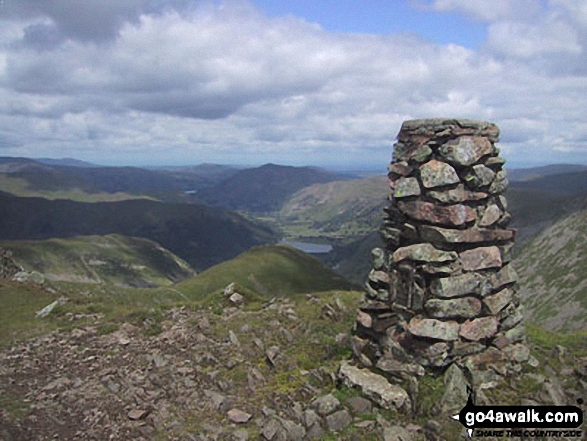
227,408,252,424
128,409,149,420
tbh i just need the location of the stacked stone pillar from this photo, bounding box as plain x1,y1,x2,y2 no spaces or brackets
353,119,527,379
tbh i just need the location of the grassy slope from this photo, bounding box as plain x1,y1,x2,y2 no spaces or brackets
276,175,388,240
1,234,195,288
176,244,358,299
515,209,587,332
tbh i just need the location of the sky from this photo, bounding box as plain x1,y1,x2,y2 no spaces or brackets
0,0,586,169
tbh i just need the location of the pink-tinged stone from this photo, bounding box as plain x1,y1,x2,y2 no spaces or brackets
128,409,149,421
439,136,494,166
419,160,460,189
490,265,518,291
459,246,502,271
407,317,460,341
483,288,514,314
388,161,413,176
398,200,477,227
492,334,511,350
465,347,506,370
421,225,515,244
459,317,499,341
479,204,502,227
356,311,373,328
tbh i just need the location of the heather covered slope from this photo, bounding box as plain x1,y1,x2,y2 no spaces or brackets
1,235,195,287
515,209,587,332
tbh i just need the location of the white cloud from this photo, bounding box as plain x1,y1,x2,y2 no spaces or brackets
0,0,586,166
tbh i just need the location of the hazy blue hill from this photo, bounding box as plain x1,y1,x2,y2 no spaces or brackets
0,157,221,197
508,164,587,181
0,194,277,271
151,163,240,185
50,165,210,194
1,234,195,287
507,188,587,246
176,244,358,299
509,169,587,194
35,158,98,168
196,163,346,212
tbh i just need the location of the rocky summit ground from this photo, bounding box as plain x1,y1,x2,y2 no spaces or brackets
1,283,587,441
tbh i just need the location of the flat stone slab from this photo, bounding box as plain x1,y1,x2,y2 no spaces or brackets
408,316,460,341
394,177,421,198
430,272,488,298
419,160,460,188
421,225,515,244
483,287,514,314
459,316,499,341
393,243,457,264
425,297,482,319
338,361,410,411
439,136,494,166
460,246,502,271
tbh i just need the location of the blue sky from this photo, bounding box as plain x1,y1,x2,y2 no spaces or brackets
254,0,487,48
0,0,586,169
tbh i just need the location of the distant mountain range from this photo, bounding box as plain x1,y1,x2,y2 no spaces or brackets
195,163,349,212
507,164,587,182
0,193,277,271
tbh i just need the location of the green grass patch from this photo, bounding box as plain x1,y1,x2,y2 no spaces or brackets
0,280,61,347
177,245,357,300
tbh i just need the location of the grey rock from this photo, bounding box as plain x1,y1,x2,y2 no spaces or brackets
325,409,353,432
419,160,460,189
311,393,340,416
266,346,281,366
489,170,509,194
430,272,489,298
394,177,421,198
383,425,413,441
425,297,482,320
338,361,410,411
439,136,494,166
393,244,457,264
281,419,306,441
408,317,460,341
483,288,513,314
440,364,469,414
345,396,372,414
227,408,252,424
465,164,496,188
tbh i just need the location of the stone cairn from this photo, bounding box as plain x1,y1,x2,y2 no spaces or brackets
351,119,529,392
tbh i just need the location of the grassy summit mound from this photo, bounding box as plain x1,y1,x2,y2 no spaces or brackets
177,244,358,299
